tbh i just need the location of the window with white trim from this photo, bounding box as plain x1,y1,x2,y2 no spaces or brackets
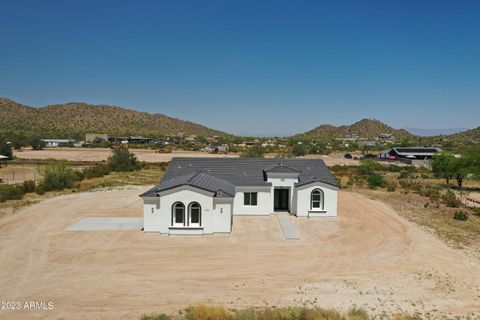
172,202,185,226
188,202,201,226
244,192,258,206
311,189,324,210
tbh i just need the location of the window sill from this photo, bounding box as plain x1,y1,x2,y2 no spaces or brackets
169,226,204,230
309,210,327,213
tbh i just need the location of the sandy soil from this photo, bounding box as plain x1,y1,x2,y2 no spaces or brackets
14,148,360,166
1,188,479,319
14,148,239,163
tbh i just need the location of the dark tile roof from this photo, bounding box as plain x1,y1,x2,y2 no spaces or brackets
140,157,339,197
140,171,235,197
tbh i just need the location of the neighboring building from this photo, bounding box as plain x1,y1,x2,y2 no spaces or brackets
41,139,80,147
126,136,153,144
140,158,339,235
202,145,228,153
380,147,441,160
85,133,110,143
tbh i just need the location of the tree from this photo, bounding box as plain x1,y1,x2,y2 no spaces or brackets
292,144,306,157
107,148,141,171
0,141,13,159
240,145,265,158
29,135,45,150
359,159,381,175
431,153,454,185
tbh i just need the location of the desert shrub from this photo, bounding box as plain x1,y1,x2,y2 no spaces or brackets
21,180,36,193
398,179,412,189
385,180,397,192
367,173,385,189
183,305,233,320
233,309,258,320
0,184,25,202
41,161,80,191
359,159,381,175
83,163,111,179
108,148,141,171
241,145,265,158
442,190,461,208
453,210,469,221
140,314,172,320
35,184,46,195
472,207,480,215
347,306,369,320
398,171,410,179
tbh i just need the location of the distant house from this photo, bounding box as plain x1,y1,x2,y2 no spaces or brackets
126,136,153,144
85,133,110,143
42,139,80,147
202,145,228,153
140,158,339,235
380,147,441,160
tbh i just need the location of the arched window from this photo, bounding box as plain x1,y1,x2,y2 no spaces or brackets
311,189,324,210
188,202,202,226
172,202,185,226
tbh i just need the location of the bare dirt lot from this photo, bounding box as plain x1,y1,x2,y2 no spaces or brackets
13,148,360,166
1,188,479,319
14,148,240,163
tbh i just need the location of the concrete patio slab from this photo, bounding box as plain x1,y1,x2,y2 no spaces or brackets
275,212,300,239
65,217,143,231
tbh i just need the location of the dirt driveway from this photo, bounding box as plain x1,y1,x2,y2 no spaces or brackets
0,188,479,319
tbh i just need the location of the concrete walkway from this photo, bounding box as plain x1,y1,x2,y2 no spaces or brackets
66,217,143,231
275,212,300,240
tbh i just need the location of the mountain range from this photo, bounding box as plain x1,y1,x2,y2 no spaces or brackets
0,98,478,142
0,98,228,138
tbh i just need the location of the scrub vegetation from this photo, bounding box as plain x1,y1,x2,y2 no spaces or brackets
139,305,423,320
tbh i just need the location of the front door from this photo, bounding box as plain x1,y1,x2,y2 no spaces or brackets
274,189,289,211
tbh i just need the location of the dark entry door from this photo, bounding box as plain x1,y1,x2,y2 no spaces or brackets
274,189,289,211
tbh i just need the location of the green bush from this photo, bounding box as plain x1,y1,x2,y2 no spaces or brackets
453,211,469,221
0,184,25,202
108,148,141,171
21,180,36,193
83,163,111,179
35,184,46,195
367,173,385,189
292,144,306,157
41,161,80,191
442,190,461,208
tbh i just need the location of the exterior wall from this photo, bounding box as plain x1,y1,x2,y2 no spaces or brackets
232,186,271,215
143,186,233,235
294,182,338,218
213,199,233,233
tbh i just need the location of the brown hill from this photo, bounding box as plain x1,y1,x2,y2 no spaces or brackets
298,118,412,140
444,126,480,142
0,98,229,138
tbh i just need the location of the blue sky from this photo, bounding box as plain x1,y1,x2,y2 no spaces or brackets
1,1,479,136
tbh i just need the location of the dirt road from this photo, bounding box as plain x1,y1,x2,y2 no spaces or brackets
0,188,479,319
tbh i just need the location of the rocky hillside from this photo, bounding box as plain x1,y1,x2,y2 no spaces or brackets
0,98,229,138
297,119,413,140
444,126,480,142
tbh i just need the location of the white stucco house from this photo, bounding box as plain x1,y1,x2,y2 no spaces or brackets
140,158,339,235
